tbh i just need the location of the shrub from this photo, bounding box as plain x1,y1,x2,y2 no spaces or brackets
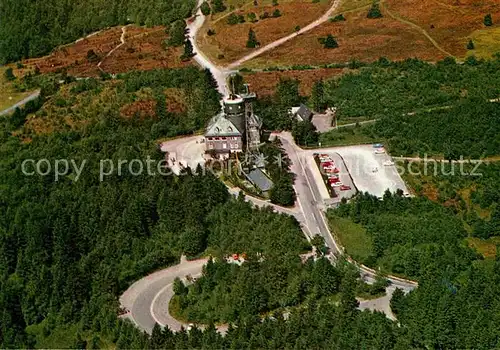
367,2,383,19
212,0,226,13
200,1,211,16
86,49,99,63
246,28,259,48
227,13,245,25
248,12,258,23
272,9,281,17
4,67,15,81
323,34,339,49
330,14,346,22
484,13,493,27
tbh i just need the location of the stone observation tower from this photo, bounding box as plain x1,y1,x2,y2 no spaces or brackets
204,83,262,155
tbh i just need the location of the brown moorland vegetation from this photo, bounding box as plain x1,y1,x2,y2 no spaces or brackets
198,0,333,64
383,0,500,57
20,26,191,78
243,7,446,68
100,27,191,74
242,67,345,95
22,27,123,77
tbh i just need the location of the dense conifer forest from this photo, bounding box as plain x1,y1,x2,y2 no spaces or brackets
1,13,500,344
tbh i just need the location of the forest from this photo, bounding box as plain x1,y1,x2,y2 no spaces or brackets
3,35,500,347
313,57,500,156
0,0,195,63
401,162,500,241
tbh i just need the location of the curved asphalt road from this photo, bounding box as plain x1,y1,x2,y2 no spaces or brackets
120,257,208,334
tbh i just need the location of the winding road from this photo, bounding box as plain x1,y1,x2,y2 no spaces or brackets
119,0,418,335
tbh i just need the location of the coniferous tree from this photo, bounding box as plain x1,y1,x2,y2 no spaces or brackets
246,28,259,48
367,2,383,18
311,79,326,112
467,39,475,50
200,1,211,16
484,13,493,26
323,34,339,48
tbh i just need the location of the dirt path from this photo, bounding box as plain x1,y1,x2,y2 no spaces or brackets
97,25,128,74
188,0,230,94
380,0,454,59
226,0,343,69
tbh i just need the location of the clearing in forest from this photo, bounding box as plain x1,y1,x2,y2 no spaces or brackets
197,0,334,64
242,6,446,68
20,26,191,78
241,0,500,68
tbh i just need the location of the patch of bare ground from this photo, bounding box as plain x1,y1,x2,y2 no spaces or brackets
242,67,345,96
384,0,500,57
198,0,333,64
23,27,123,77
100,26,192,74
245,7,446,68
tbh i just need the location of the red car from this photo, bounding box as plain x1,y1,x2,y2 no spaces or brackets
340,185,351,191
328,177,341,183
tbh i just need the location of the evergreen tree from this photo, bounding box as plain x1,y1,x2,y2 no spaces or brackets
167,20,187,47
246,28,259,48
181,38,194,61
212,0,227,13
367,2,383,18
323,34,339,49
311,79,325,112
4,68,15,81
200,1,211,16
466,39,475,50
484,13,493,27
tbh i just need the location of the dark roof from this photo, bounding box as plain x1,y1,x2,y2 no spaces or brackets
245,168,274,192
296,104,313,122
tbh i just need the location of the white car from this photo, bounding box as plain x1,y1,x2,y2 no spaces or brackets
331,182,343,187
374,148,386,154
383,160,395,166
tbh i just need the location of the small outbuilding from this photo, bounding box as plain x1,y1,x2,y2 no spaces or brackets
290,104,313,122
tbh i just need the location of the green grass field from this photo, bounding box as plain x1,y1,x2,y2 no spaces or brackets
0,67,34,112
328,214,373,264
468,27,500,59
319,124,381,147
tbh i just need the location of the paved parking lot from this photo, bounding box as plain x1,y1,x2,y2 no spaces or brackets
304,144,410,201
306,152,357,204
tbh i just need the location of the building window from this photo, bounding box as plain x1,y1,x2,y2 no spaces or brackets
208,143,214,149
222,143,227,149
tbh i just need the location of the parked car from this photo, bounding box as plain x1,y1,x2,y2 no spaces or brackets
328,177,341,183
340,185,351,191
383,160,395,166
374,148,386,154
331,181,343,187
